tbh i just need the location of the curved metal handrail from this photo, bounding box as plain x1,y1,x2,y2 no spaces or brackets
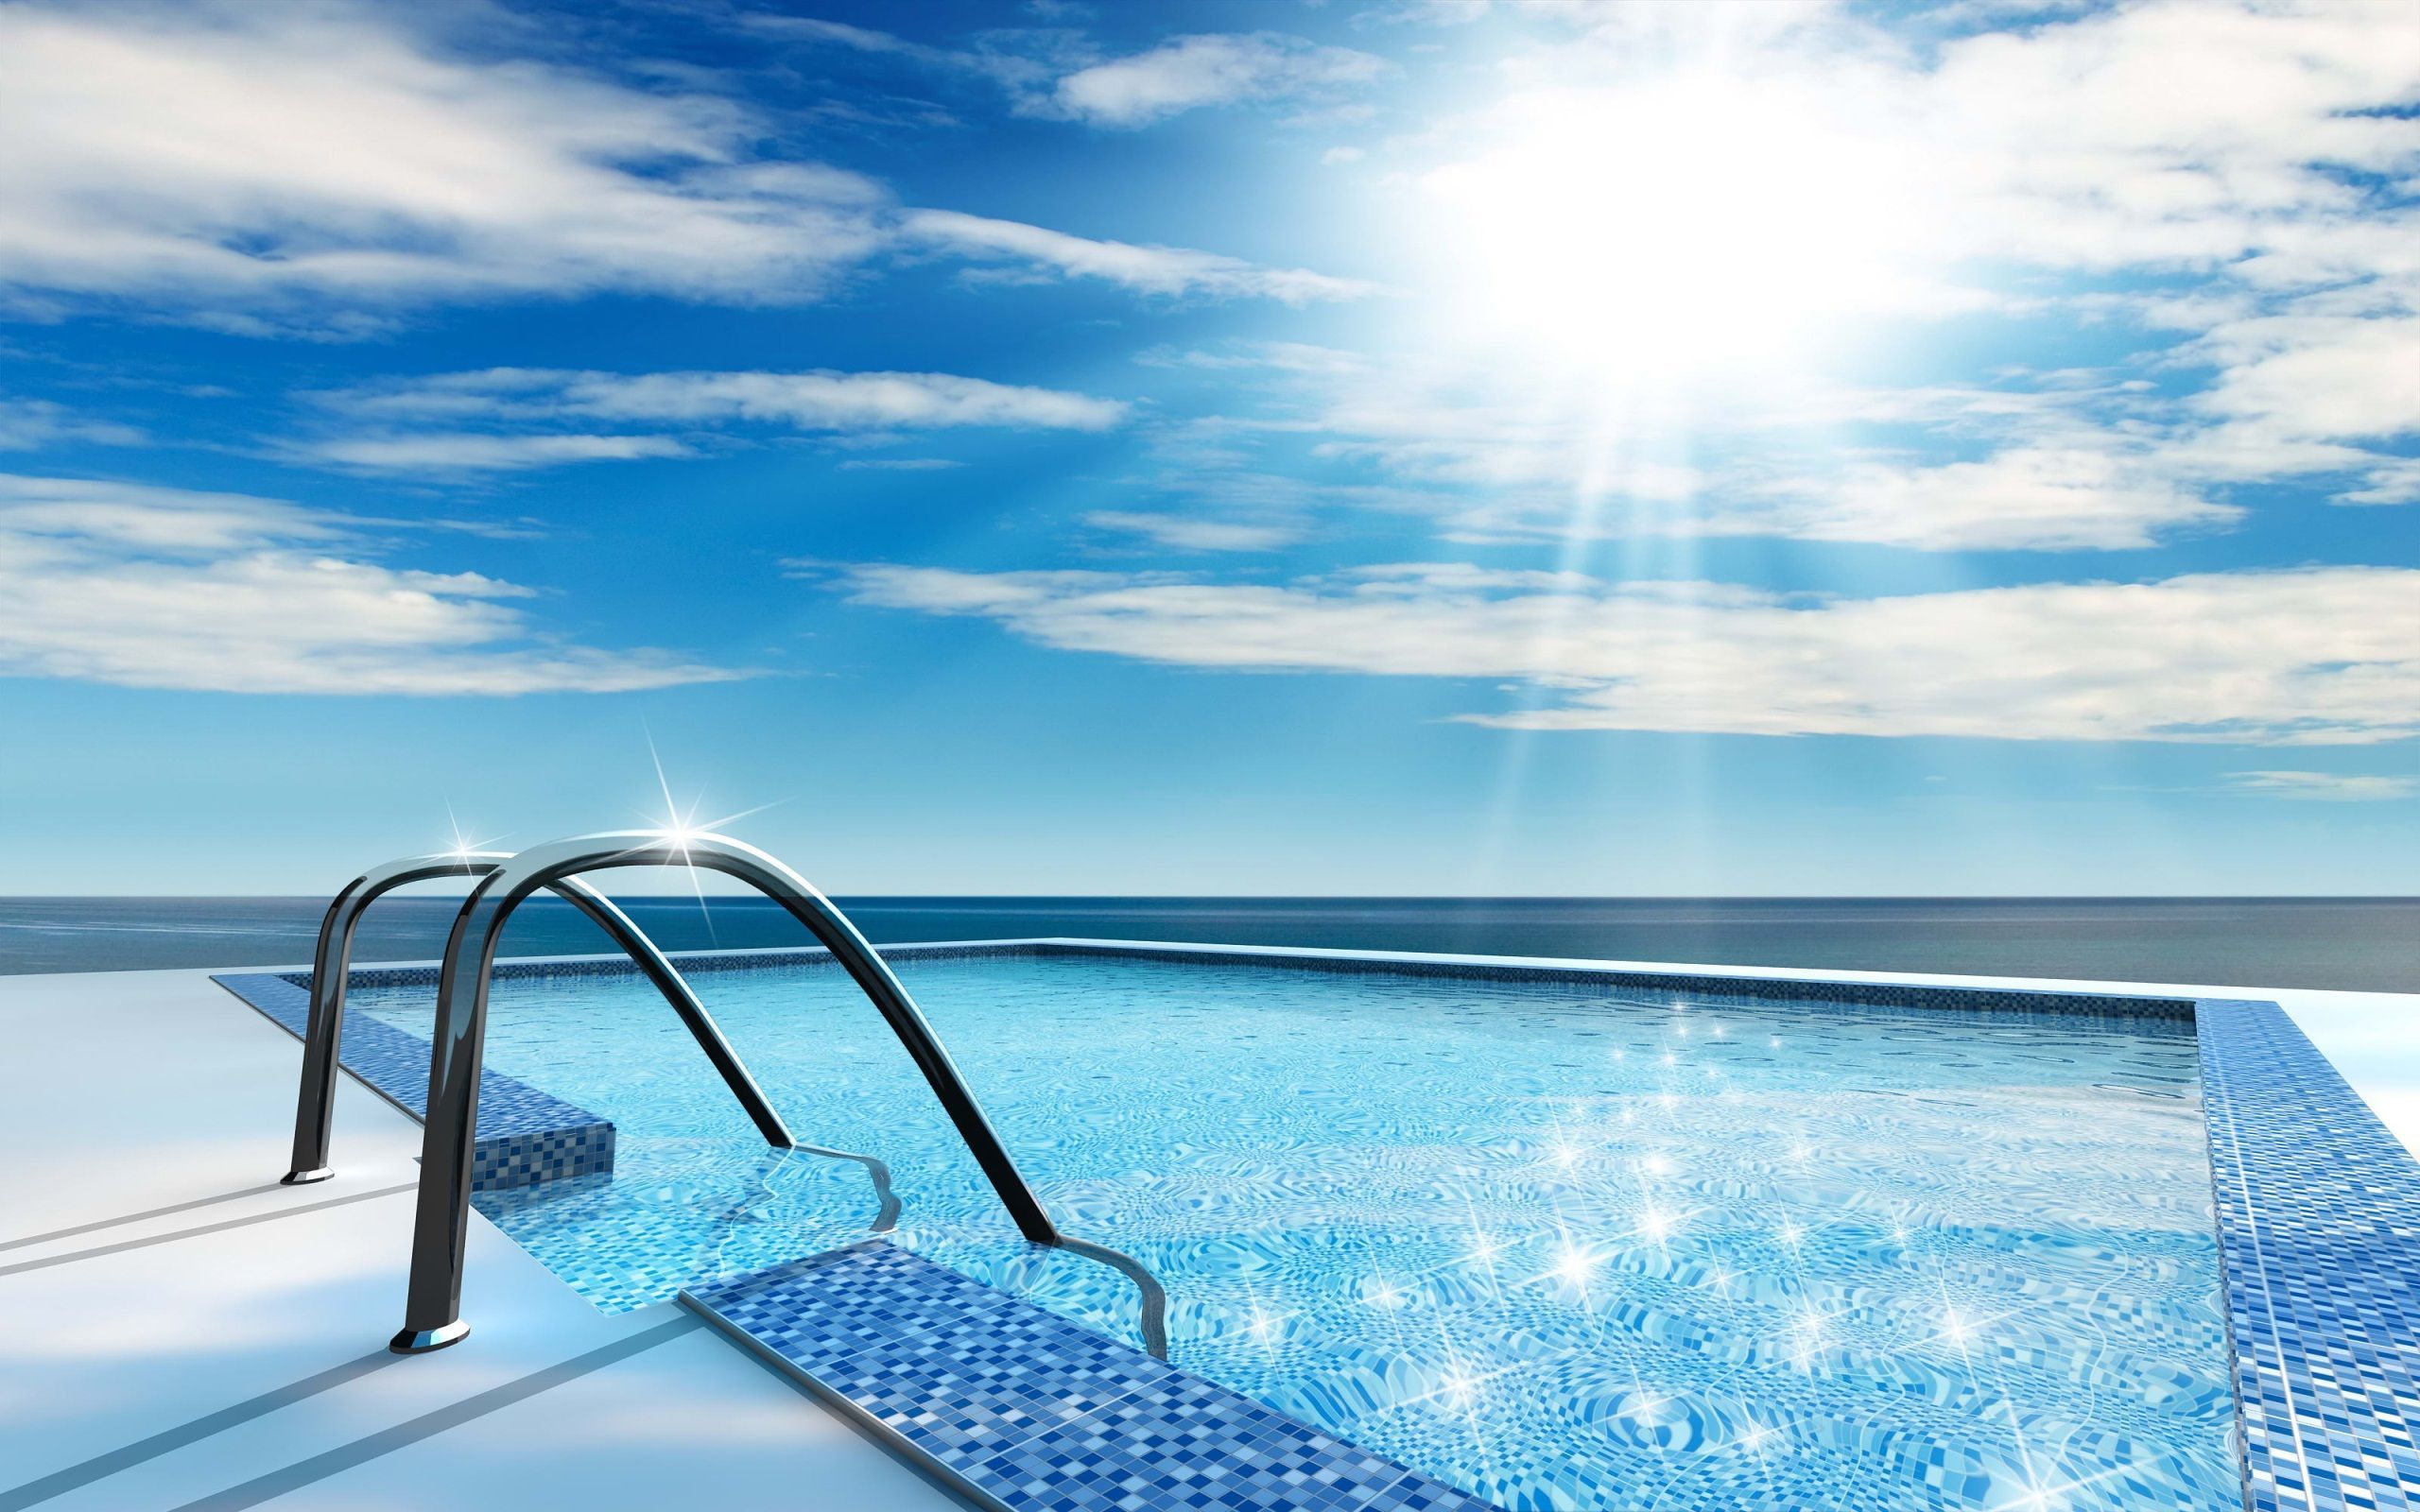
390,831,1168,1360
283,850,795,1184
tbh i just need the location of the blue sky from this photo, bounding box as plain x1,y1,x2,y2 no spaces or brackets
1,0,2415,896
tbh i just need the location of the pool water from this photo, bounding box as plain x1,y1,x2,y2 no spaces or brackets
351,954,2233,1511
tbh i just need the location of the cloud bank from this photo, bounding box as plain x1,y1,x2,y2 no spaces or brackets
0,474,737,694
0,3,1369,329
837,560,2420,745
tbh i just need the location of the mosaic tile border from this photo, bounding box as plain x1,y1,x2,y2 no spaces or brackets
306,938,1053,989
1025,938,2193,1019
2197,997,2420,1512
210,971,614,1191
683,1240,1493,1512
320,936,2193,1020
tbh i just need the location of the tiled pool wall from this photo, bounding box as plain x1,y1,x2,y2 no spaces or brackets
212,971,614,1190
216,940,2420,1512
320,935,2198,1017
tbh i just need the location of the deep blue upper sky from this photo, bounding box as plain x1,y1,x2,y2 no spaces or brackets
1,0,2415,895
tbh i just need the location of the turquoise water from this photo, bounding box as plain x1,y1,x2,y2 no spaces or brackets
352,955,2232,1511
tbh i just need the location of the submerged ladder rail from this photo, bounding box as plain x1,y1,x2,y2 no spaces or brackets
283,851,797,1186
389,830,1168,1359
1056,1236,1170,1358
785,1143,903,1233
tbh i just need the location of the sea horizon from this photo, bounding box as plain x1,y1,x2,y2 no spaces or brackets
9,894,2415,994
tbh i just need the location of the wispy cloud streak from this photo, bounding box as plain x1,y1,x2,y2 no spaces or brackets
835,560,2420,745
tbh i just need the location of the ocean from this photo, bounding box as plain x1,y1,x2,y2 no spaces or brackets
0,895,2412,993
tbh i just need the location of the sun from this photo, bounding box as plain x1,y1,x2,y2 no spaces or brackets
1419,75,1932,385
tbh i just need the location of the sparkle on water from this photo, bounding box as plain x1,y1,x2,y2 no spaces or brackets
349,954,2231,1511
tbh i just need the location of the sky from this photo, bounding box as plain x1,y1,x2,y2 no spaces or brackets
0,0,2415,897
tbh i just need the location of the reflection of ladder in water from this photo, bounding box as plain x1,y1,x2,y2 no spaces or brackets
326,831,1165,1360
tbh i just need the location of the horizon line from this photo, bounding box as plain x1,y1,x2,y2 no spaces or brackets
7,893,2418,904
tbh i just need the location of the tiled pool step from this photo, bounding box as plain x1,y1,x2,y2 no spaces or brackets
211,971,615,1191
682,1242,1494,1512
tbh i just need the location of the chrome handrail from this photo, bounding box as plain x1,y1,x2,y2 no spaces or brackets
283,850,795,1183
389,831,1169,1359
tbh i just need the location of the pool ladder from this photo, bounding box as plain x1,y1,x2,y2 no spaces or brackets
281,832,1167,1360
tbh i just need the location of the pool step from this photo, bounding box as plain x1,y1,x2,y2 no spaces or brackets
212,971,615,1191
681,1241,1490,1512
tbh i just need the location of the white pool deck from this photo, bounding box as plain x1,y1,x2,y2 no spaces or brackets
1,952,2413,1511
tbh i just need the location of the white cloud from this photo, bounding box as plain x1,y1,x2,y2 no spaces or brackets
1136,341,1369,375
2190,317,2420,445
1466,0,2411,294
0,475,340,551
1910,2,2420,281
296,433,692,474
1297,434,2222,553
1184,349,2237,551
1083,510,1303,552
0,4,1361,328
0,399,144,451
1751,448,2239,552
736,13,1056,95
537,369,1128,429
1055,33,1388,127
747,16,980,69
2227,770,2417,800
294,368,1126,473
0,2,890,323
900,210,1376,302
2340,458,2420,507
811,563,1128,613
837,560,2420,745
314,369,1127,432
0,473,737,694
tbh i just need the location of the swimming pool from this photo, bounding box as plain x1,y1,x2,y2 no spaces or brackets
340,949,2232,1511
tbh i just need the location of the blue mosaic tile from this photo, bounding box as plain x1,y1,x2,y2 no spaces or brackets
336,938,1051,990
1023,942,2191,1019
211,971,614,1191
2198,998,2420,1512
683,1242,1494,1512
323,937,2188,1021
